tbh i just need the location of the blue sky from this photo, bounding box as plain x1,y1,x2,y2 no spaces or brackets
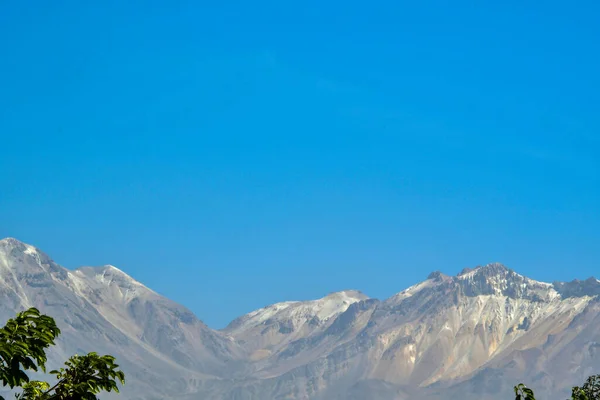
1,1,599,328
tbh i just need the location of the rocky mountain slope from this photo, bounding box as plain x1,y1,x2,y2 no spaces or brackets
0,238,244,399
1,237,599,400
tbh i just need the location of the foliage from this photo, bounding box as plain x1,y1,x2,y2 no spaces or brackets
0,308,60,389
0,308,125,400
571,375,600,400
514,383,536,400
515,374,600,400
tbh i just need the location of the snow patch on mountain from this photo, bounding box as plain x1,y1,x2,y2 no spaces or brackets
224,290,368,338
22,244,38,256
72,264,157,304
386,279,438,304
244,301,300,325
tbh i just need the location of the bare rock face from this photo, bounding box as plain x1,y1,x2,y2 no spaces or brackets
1,238,599,400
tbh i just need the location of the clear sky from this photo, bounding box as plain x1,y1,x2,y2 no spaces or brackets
1,1,599,328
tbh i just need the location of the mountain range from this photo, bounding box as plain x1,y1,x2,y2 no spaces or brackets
1,237,599,400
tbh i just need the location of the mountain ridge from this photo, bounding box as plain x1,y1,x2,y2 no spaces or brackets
1,237,599,400
3,237,596,323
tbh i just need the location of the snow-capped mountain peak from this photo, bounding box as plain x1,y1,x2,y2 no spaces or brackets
385,263,559,307
0,237,25,246
454,262,558,301
0,237,67,283
322,289,369,303
225,290,369,334
385,271,450,305
75,264,144,287
553,276,600,298
0,237,49,263
222,290,371,357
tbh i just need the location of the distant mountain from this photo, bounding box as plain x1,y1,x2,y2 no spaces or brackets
1,237,599,400
0,238,244,399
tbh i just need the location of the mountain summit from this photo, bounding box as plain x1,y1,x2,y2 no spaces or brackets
453,262,558,301
1,238,599,400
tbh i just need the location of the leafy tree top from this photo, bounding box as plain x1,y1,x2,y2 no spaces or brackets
0,308,125,400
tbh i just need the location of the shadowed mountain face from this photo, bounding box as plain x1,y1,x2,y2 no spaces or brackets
1,238,599,400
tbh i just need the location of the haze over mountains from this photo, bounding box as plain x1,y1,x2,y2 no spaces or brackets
1,237,599,400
